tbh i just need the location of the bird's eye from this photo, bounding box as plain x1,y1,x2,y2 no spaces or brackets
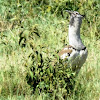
76,12,79,15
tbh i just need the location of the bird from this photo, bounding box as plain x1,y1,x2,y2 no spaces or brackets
58,10,88,73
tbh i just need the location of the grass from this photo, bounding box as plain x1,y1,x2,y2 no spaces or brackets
0,0,100,99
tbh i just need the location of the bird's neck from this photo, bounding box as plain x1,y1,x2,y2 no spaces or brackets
68,21,85,50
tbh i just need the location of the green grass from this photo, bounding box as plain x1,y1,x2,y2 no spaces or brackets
0,0,100,100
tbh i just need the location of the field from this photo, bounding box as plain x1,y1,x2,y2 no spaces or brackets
0,0,100,100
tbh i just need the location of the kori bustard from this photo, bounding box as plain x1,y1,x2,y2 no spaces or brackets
58,10,88,72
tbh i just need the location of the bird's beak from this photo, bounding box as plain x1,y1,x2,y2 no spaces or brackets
81,14,85,18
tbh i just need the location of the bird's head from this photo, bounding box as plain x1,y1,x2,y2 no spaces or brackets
66,10,85,26
66,10,84,18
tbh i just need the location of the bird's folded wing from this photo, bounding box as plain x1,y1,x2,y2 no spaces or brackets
58,45,73,59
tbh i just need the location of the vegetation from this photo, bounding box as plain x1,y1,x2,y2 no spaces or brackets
0,0,100,99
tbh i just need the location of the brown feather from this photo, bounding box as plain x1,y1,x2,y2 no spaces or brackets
58,45,73,57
